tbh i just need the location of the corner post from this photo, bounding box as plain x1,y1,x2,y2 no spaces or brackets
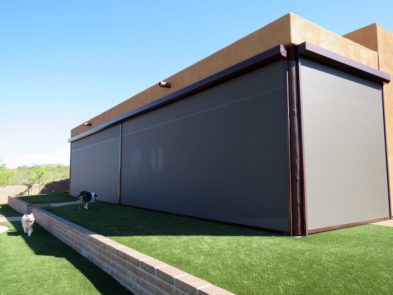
286,46,307,236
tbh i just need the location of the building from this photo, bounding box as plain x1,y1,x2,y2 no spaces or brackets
69,13,393,235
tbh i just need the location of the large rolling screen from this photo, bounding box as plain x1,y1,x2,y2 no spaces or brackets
300,58,390,231
70,125,121,203
120,61,290,232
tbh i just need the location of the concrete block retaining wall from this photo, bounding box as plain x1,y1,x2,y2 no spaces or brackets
8,196,31,213
8,196,234,295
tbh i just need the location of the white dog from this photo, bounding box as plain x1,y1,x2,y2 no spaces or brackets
21,212,35,237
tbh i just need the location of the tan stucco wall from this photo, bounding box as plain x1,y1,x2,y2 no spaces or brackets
346,24,393,216
290,15,378,68
343,24,379,51
71,13,379,137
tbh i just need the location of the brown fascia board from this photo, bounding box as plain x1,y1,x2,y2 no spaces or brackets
297,42,390,83
71,13,380,137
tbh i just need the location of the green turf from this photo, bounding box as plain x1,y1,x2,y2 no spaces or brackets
0,221,131,295
20,193,76,204
0,204,19,217
45,200,393,295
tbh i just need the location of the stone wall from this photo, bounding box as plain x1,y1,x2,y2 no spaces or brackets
8,197,233,295
8,196,31,213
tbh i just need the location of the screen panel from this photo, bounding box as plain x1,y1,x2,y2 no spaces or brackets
70,125,120,203
120,61,290,231
300,58,390,230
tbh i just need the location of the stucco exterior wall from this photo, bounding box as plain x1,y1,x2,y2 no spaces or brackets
290,15,378,68
343,24,379,51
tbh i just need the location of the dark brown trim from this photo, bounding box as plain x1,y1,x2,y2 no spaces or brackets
297,42,390,83
69,45,288,143
381,89,392,217
308,217,391,234
286,46,307,236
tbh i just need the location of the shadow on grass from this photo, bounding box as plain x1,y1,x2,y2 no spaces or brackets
7,222,131,294
46,201,284,238
0,204,20,217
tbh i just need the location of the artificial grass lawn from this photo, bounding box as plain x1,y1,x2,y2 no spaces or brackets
0,221,131,295
0,204,19,217
44,200,393,295
20,192,76,204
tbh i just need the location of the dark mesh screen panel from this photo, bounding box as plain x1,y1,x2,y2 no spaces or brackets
70,125,120,203
120,61,290,231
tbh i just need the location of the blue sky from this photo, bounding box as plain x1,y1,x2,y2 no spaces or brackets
1,1,393,167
